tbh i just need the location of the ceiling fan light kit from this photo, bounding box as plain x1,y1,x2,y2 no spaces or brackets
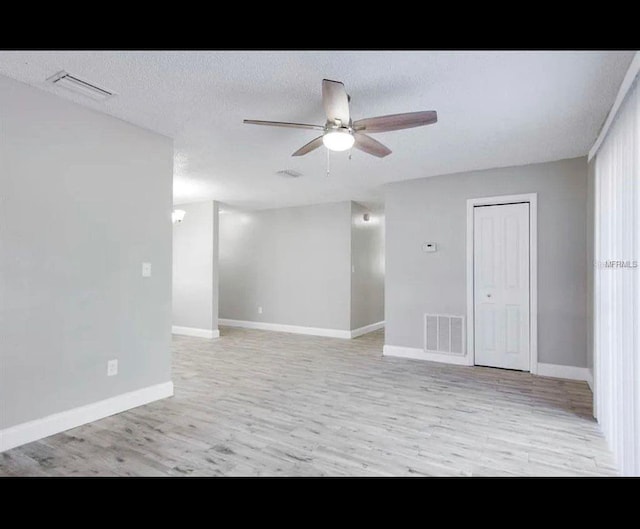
323,129,355,152
244,79,437,159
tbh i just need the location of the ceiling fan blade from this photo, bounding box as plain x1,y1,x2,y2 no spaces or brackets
244,119,324,131
292,136,324,157
353,133,392,158
353,111,437,133
322,79,350,126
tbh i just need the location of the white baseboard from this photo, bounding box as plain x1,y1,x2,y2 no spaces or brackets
172,326,219,339
537,363,590,382
0,381,174,453
350,321,385,338
586,368,594,392
219,318,351,339
381,348,592,383
383,345,471,366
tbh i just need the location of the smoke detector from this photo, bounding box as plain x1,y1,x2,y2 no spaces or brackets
276,169,302,178
46,71,116,101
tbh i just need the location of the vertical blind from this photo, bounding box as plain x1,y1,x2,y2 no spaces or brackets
594,76,639,476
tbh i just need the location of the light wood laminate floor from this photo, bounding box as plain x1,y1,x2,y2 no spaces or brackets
0,327,617,476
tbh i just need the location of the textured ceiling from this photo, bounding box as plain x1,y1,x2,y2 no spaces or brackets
0,50,634,209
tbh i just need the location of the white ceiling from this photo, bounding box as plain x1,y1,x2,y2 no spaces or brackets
0,50,634,209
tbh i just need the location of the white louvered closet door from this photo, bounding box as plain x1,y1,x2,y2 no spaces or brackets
594,76,639,476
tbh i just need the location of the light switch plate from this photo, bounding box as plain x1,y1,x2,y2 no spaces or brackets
142,262,152,277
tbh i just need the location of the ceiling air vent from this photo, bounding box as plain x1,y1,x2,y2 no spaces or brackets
46,71,116,101
276,169,302,178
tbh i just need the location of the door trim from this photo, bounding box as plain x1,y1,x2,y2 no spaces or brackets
466,193,538,373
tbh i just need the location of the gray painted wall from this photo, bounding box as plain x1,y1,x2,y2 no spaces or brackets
172,201,219,332
350,202,385,330
219,202,352,330
385,157,588,367
0,75,173,429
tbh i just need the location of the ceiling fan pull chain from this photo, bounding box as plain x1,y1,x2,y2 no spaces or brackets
326,147,331,176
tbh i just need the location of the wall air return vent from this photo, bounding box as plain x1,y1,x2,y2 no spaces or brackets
276,169,302,178
424,314,465,356
46,71,116,101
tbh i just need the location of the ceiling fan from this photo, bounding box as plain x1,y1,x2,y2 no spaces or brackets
244,79,437,158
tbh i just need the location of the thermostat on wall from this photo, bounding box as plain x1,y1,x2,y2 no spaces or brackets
422,242,437,253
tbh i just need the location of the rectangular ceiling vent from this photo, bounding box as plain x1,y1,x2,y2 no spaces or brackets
424,314,465,356
46,71,115,101
276,169,302,178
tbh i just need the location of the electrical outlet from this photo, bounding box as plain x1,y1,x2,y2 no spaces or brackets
142,262,152,277
107,359,118,377
258,306,263,314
